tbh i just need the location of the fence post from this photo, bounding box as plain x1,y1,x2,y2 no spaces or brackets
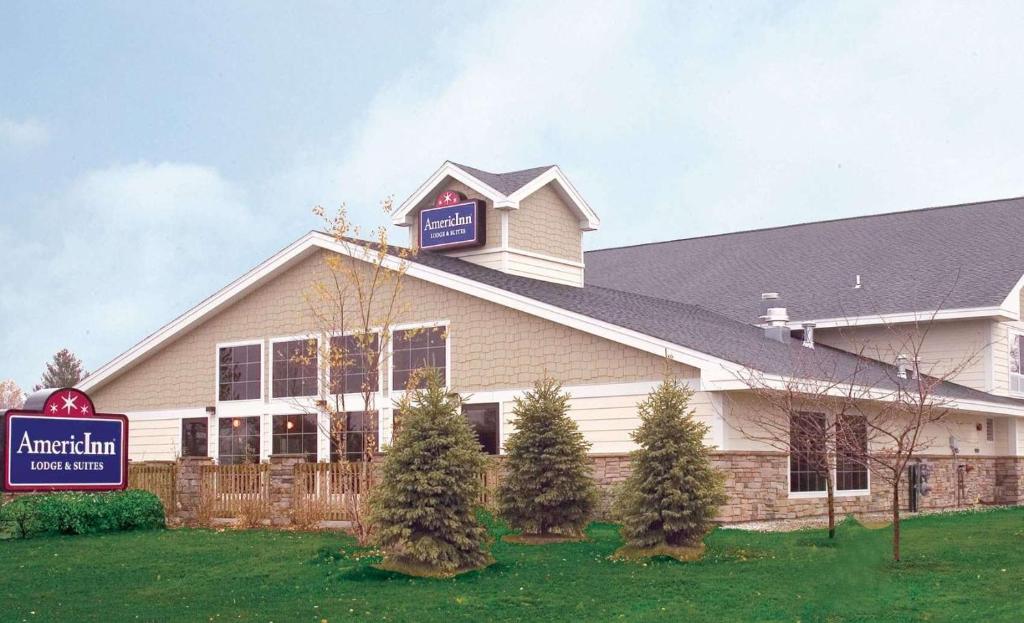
268,454,306,527
176,456,213,524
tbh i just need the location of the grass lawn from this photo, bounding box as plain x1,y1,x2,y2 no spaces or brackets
1,508,1022,622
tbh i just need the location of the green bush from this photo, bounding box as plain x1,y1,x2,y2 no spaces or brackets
0,490,164,538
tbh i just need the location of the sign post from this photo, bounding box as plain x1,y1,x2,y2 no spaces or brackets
2,387,128,492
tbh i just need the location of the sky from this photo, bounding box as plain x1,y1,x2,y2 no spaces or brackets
3,0,1024,392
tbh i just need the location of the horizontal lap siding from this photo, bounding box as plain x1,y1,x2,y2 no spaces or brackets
128,418,180,461
501,389,716,455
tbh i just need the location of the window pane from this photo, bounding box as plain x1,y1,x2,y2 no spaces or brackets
330,334,379,394
219,345,263,401
462,403,499,455
789,412,827,493
836,414,868,491
392,327,446,390
181,418,208,457
272,339,318,398
329,411,378,462
218,416,261,464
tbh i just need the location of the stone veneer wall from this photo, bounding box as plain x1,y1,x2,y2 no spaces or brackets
588,452,1024,522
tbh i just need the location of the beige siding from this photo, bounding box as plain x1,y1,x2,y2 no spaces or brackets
501,384,714,455
91,249,696,413
128,418,181,461
815,320,992,392
722,391,1011,456
508,182,582,262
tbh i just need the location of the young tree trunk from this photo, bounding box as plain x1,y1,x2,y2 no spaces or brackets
826,471,836,539
891,478,901,562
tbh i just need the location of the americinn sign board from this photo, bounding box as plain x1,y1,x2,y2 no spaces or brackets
2,387,129,492
419,190,486,251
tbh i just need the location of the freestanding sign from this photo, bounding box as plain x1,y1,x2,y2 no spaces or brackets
2,387,128,492
419,191,485,251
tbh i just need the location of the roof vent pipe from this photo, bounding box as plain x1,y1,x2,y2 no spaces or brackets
802,323,816,349
896,354,909,379
760,292,791,343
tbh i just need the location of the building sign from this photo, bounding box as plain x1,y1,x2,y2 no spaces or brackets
419,191,485,251
2,387,128,492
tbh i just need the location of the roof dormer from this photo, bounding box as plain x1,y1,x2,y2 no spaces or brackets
393,161,599,287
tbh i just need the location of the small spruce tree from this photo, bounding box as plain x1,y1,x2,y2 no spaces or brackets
497,378,597,537
34,349,87,391
370,370,492,575
615,376,726,549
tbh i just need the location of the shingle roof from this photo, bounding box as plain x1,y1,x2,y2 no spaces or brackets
585,196,1024,323
400,246,1022,406
450,163,554,196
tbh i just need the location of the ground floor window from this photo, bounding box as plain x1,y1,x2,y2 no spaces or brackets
836,414,868,491
218,416,261,464
462,403,499,455
272,413,318,462
330,411,377,462
790,412,828,493
181,417,208,457
790,412,869,494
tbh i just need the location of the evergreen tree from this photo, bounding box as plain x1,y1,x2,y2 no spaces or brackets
34,349,87,391
497,378,596,537
615,377,726,548
370,370,491,575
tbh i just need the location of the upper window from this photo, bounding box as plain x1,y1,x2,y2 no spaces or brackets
218,344,262,401
271,338,318,398
181,417,209,457
329,411,378,462
1011,333,1024,393
836,414,868,492
463,403,500,455
272,413,318,462
329,334,379,395
392,326,447,390
790,412,828,494
218,416,261,464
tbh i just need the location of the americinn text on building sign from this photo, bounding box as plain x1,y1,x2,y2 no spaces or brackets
2,387,128,492
419,191,485,251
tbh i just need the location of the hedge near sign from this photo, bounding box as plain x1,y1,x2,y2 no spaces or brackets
2,387,128,492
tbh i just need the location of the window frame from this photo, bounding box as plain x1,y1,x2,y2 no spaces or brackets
1009,328,1024,395
217,415,263,465
388,320,451,392
327,329,383,398
787,412,871,499
461,401,502,455
269,335,320,400
180,417,210,458
215,340,265,405
271,413,319,462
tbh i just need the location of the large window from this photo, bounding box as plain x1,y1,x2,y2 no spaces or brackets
218,343,262,401
272,413,318,462
790,412,828,494
836,414,868,491
392,326,447,390
271,338,318,398
218,416,261,464
181,417,208,457
463,403,500,455
330,411,377,462
329,334,379,394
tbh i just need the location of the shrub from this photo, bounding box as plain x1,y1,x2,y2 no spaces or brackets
0,490,164,538
614,377,726,549
497,377,597,538
370,370,492,576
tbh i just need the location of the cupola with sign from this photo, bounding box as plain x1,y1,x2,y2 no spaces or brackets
392,161,600,287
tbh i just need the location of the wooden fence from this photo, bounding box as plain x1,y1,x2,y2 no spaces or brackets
293,462,370,521
128,462,177,512
199,463,269,518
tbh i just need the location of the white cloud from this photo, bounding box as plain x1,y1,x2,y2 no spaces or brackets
0,162,271,389
0,117,50,148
